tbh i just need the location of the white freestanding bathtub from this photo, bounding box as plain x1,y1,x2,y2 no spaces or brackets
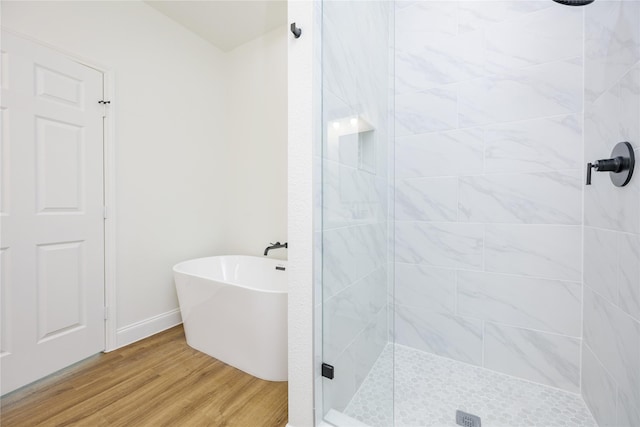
173,255,288,382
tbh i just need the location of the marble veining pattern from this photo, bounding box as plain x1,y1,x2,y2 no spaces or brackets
395,87,458,136
618,385,640,427
584,82,621,162
458,58,583,128
619,233,640,321
394,305,483,366
395,222,484,269
395,177,458,222
394,1,457,35
322,226,358,299
457,1,552,35
583,226,619,304
583,287,640,410
484,114,582,174
395,128,484,179
581,4,640,423
483,323,581,393
484,224,581,281
458,171,582,225
395,30,485,94
581,345,617,427
457,271,581,336
321,0,392,415
584,0,640,103
394,263,456,314
344,344,597,427
484,6,582,74
391,0,587,394
320,0,640,424
620,67,640,148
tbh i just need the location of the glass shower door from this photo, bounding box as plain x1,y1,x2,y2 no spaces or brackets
319,0,394,425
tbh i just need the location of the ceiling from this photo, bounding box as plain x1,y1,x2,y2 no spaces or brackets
145,1,287,52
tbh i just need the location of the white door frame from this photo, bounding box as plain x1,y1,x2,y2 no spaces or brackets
2,28,118,352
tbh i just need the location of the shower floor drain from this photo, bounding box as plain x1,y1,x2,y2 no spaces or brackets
456,410,481,427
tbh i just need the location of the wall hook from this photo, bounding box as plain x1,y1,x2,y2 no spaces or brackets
290,22,302,38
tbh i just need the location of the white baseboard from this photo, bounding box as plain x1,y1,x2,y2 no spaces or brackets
115,308,182,349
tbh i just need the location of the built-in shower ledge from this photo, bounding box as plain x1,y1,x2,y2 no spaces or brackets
322,409,370,426
342,344,598,427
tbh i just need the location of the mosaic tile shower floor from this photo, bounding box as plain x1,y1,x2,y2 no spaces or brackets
343,344,597,427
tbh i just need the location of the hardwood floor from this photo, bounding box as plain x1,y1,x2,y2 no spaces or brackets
0,326,288,427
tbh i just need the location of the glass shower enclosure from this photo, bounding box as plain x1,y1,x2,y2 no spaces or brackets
318,0,640,426
320,0,394,424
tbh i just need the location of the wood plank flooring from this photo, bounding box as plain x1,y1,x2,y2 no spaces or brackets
0,326,288,427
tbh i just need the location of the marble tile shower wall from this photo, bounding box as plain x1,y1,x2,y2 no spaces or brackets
581,2,640,426
320,0,392,413
393,1,585,393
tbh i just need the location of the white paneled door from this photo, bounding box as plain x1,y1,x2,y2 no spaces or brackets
0,32,105,395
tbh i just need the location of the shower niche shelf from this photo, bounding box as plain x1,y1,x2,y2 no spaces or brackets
328,115,376,174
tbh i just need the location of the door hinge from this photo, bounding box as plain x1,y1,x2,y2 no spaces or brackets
103,206,108,219
104,306,109,321
98,100,111,117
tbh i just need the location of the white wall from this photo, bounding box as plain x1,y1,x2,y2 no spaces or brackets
2,1,287,348
287,1,318,426
225,27,288,259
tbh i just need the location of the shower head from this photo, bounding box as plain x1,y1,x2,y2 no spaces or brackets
552,0,594,5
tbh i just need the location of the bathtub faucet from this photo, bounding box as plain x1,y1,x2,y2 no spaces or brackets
264,241,288,256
